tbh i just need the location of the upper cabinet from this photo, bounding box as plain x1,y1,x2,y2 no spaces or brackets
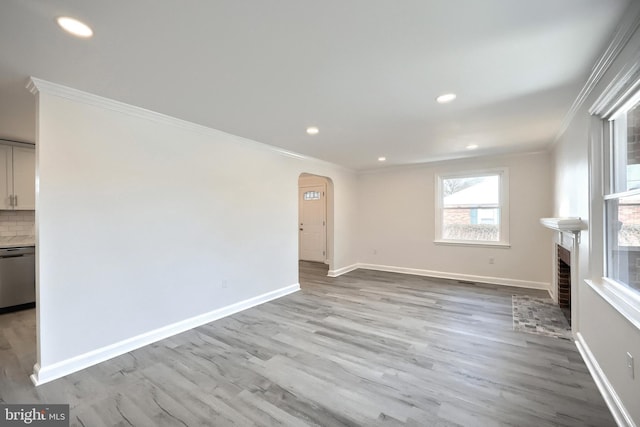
0,144,35,210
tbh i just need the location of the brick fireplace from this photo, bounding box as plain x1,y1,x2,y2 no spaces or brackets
540,217,586,332
557,244,571,325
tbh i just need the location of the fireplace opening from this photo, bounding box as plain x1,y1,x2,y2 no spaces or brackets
557,244,571,325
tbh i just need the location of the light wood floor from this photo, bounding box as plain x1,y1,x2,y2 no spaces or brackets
0,262,614,426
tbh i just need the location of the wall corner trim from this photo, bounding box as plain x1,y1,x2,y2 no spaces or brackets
575,332,637,427
327,264,359,277
30,283,300,386
25,78,39,95
24,77,354,173
554,2,640,142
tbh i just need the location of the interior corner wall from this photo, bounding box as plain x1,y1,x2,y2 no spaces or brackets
551,20,640,425
356,151,553,288
35,88,358,374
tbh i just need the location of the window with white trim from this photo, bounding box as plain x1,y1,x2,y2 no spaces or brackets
605,93,640,295
435,169,509,246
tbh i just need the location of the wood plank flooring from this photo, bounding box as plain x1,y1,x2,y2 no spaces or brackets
0,261,615,426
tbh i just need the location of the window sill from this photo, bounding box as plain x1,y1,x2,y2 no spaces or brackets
433,240,511,249
585,278,640,332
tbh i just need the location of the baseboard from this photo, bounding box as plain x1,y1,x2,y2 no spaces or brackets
575,332,636,427
327,263,359,277
30,283,300,386
356,263,550,290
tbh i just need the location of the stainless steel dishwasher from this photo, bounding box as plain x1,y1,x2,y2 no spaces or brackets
0,246,35,312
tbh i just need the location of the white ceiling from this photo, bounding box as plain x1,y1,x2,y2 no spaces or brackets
0,0,631,170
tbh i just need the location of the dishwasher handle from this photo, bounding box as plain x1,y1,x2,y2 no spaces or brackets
0,247,35,258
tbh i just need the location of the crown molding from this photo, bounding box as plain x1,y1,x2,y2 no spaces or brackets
589,45,640,118
554,2,640,141
25,77,355,174
25,78,39,95
356,148,549,175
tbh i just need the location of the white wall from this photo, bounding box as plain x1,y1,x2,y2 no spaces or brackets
552,9,640,424
33,81,358,381
357,151,553,289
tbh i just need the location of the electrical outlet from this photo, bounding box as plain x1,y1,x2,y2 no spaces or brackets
489,258,495,264
221,280,228,289
373,249,377,255
627,352,635,379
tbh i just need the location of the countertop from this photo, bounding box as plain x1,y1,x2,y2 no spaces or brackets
0,235,35,249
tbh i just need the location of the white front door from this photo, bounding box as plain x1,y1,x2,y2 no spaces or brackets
299,184,326,262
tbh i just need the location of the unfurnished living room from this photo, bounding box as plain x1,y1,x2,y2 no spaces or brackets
1,1,640,426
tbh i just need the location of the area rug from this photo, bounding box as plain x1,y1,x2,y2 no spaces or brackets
512,295,572,340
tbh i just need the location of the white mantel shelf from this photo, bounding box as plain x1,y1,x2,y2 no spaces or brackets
540,217,588,233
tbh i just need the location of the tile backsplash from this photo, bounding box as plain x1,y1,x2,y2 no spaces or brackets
0,210,35,237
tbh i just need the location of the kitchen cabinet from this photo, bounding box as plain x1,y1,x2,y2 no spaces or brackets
0,144,35,210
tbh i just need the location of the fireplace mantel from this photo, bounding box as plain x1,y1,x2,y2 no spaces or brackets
540,217,587,233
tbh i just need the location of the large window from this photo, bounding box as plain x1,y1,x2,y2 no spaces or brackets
605,94,640,294
435,169,509,246
588,69,640,327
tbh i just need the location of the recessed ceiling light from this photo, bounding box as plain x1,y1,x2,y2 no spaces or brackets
378,156,386,162
466,144,479,150
56,17,93,38
436,93,457,104
306,126,319,135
